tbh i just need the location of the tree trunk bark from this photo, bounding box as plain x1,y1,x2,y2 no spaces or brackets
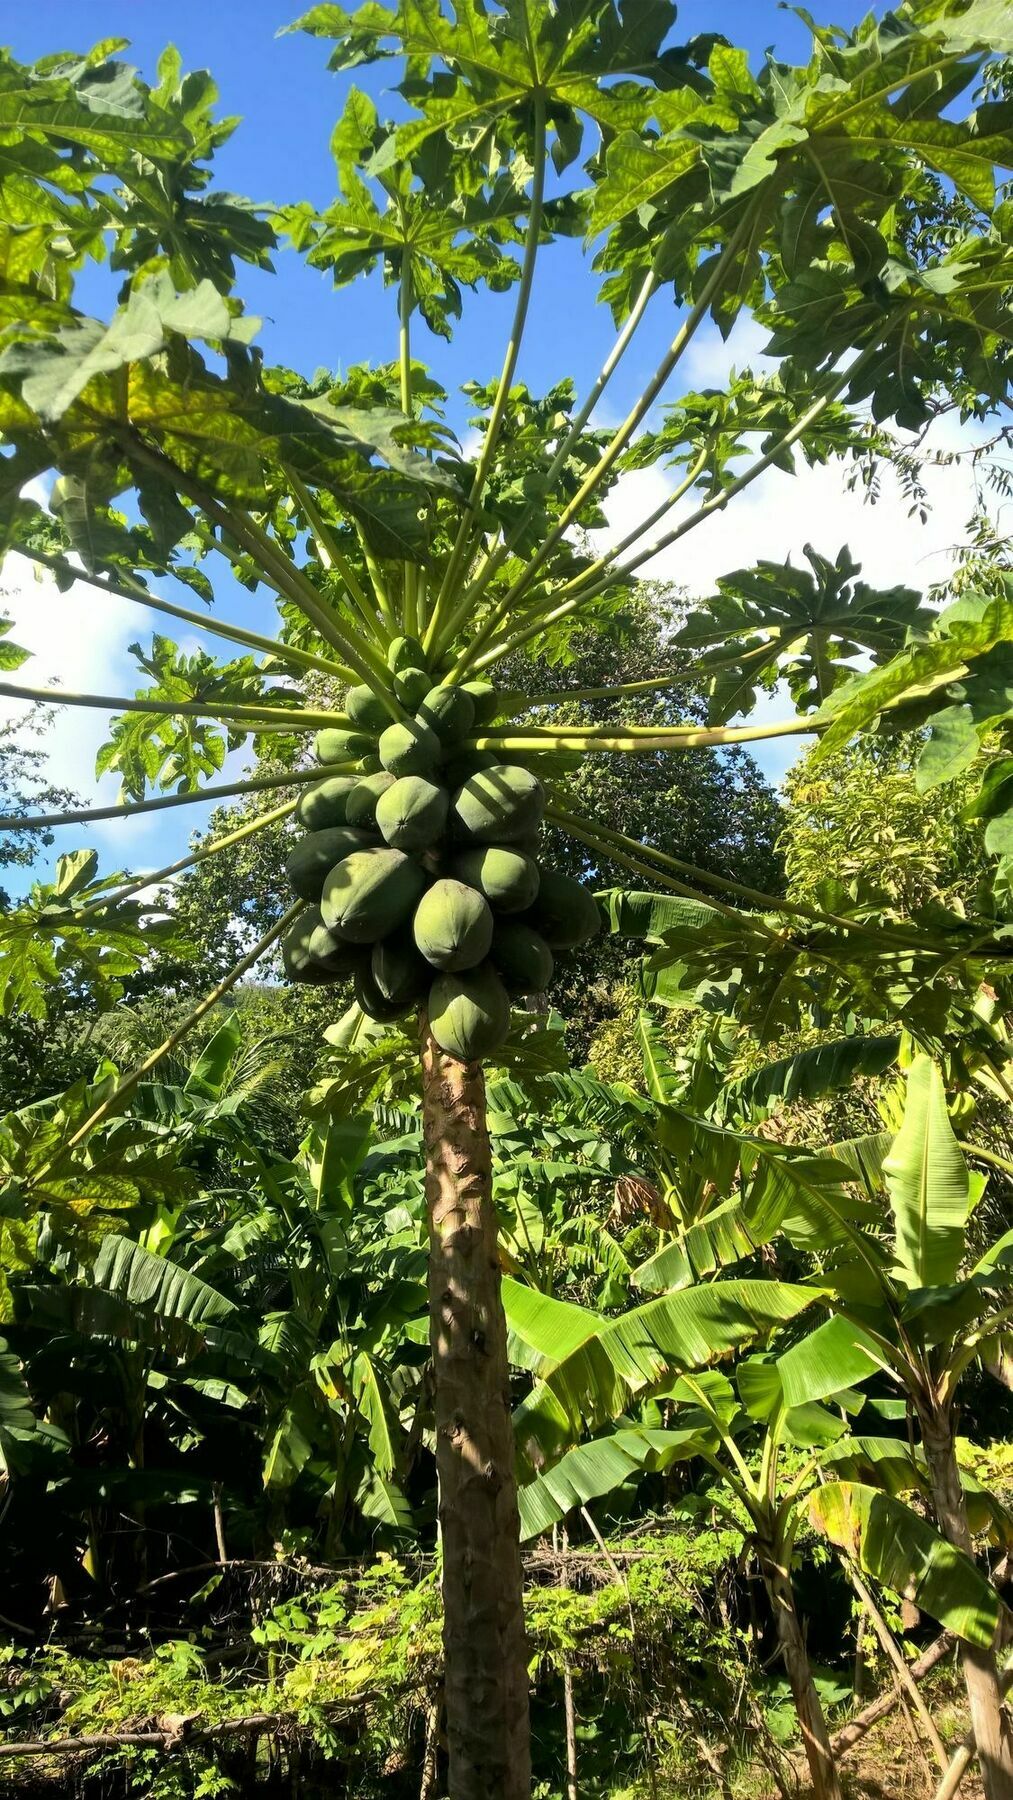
758,1547,844,1800
920,1407,1013,1800
420,1019,531,1800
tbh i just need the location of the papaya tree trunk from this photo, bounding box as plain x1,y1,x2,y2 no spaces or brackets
920,1407,1013,1800
758,1544,844,1800
420,1018,531,1800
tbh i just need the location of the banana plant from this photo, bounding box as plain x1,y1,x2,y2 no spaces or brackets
3,10,1013,1795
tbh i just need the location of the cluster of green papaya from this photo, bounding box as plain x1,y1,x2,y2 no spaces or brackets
280,636,598,1060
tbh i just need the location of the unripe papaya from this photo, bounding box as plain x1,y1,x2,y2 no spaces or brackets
375,776,449,852
490,920,554,994
451,763,544,844
460,680,498,725
379,718,442,778
285,826,377,901
282,912,333,984
321,846,427,943
413,877,493,971
295,774,360,831
428,964,511,1061
393,666,431,710
346,770,398,828
355,965,411,1023
314,727,375,764
441,747,500,790
345,683,392,732
417,684,475,746
372,932,431,1006
450,845,540,913
526,867,600,948
356,753,383,774
307,912,361,973
388,635,428,675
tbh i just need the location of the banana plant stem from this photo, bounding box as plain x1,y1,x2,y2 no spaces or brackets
1,760,357,833
12,547,353,681
0,678,344,733
72,798,299,923
424,97,548,657
52,902,305,1164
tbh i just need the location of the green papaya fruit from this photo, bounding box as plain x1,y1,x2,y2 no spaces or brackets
417,684,475,746
449,845,540,913
308,912,361,973
379,718,442,778
451,763,544,844
413,877,493,971
346,770,398,828
490,920,554,994
356,753,383,774
314,727,375,764
295,774,360,831
355,965,411,1023
321,846,427,943
428,964,511,1061
441,747,500,790
282,912,333,984
393,666,432,710
388,635,428,675
375,775,449,852
345,683,393,732
285,826,377,901
525,867,600,948
460,680,498,725
372,931,431,1006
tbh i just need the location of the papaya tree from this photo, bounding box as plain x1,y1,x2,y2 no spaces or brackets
2,6,1013,1796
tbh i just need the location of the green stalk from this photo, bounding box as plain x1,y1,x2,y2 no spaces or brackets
1,760,357,833
52,902,305,1164
423,96,548,658
0,678,343,733
547,805,904,944
450,208,756,670
399,253,419,638
554,809,776,932
121,433,395,702
72,797,298,924
553,325,906,623
432,262,663,654
447,446,710,681
471,718,815,753
284,469,390,650
13,547,353,681
354,523,398,636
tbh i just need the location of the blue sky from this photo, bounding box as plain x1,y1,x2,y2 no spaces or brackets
2,0,987,896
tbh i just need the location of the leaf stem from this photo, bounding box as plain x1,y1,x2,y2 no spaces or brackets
432,264,663,655
0,678,343,732
283,469,390,650
471,718,815,753
72,797,298,924
450,209,755,670
423,94,548,658
54,902,305,1162
399,253,419,638
12,548,353,681
0,760,357,833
